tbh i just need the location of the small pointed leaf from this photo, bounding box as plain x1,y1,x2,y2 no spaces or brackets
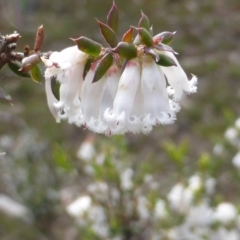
30,64,43,83
153,31,176,45
107,1,119,34
92,52,113,83
154,43,177,54
156,53,177,67
138,11,151,33
98,20,118,47
122,27,134,43
115,42,137,59
137,27,153,47
73,36,102,57
83,57,95,80
144,47,160,62
8,61,31,78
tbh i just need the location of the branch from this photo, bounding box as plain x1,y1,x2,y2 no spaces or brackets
0,32,24,70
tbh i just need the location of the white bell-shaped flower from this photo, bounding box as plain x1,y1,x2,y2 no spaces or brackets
43,46,88,123
160,51,197,100
81,64,121,135
104,59,141,134
43,44,197,135
141,56,178,127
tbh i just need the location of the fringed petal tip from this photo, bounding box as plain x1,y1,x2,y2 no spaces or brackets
158,111,177,125
184,74,198,95
169,100,181,112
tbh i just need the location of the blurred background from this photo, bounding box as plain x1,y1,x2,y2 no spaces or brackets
0,0,240,239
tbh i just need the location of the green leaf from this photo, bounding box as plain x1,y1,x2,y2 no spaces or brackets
114,42,137,59
122,27,134,43
107,1,119,34
30,64,43,83
92,52,113,83
137,27,153,47
97,20,118,47
83,57,95,80
138,11,151,33
53,144,73,173
153,31,176,45
73,36,102,57
8,61,31,78
156,53,177,67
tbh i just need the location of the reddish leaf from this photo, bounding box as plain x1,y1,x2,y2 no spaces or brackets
107,1,119,34
122,27,134,43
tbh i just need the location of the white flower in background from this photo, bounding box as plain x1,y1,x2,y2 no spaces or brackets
66,195,92,218
213,143,224,156
88,205,109,238
42,46,88,123
235,118,240,129
154,199,167,219
76,135,95,161
0,194,32,222
167,183,193,214
137,196,150,219
87,182,109,201
232,151,240,170
120,168,134,191
187,174,202,192
210,228,239,240
185,201,213,227
224,127,238,146
213,202,238,225
205,177,216,195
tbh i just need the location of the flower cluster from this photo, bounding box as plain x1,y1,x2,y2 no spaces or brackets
43,3,197,135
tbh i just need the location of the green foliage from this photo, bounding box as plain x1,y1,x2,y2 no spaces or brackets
52,143,73,173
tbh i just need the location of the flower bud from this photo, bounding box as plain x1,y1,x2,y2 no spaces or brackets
73,36,102,57
114,42,137,59
137,27,153,47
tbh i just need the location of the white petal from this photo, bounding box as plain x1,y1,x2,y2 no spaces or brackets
160,51,197,100
141,57,175,126
45,78,61,122
104,59,140,129
81,69,107,130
